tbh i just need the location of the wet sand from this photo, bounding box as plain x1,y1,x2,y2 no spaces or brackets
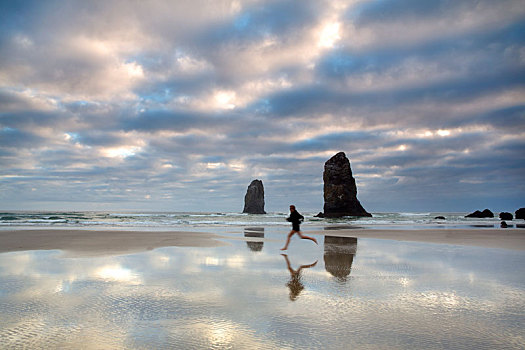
315,228,525,251
0,228,524,257
0,229,228,257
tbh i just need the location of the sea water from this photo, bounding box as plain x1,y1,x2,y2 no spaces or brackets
0,228,524,349
0,211,521,230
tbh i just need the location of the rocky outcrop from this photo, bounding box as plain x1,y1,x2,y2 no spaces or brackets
242,179,266,214
318,152,371,218
499,212,513,220
465,209,494,218
516,208,525,220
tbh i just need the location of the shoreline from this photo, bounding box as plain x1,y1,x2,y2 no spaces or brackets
313,228,525,251
0,227,524,257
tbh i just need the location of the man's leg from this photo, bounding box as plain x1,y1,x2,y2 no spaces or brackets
297,231,318,245
280,230,296,250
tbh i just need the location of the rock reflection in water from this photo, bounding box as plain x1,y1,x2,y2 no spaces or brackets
324,236,357,282
244,227,264,252
281,254,317,301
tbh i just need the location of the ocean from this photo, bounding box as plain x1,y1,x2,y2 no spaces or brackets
0,211,521,230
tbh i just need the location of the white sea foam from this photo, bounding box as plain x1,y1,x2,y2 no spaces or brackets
0,211,519,230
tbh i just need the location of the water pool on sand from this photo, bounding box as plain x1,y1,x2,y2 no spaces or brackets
1,229,524,349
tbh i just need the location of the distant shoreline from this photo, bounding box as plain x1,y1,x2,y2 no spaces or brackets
1,211,523,231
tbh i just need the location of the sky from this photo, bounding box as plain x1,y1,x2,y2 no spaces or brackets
1,0,524,213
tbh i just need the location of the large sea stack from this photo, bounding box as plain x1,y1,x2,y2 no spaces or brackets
319,152,371,218
242,179,266,214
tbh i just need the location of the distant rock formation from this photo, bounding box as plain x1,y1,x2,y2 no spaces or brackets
499,212,513,220
242,179,266,214
434,216,446,220
516,208,525,220
318,152,371,218
465,209,494,218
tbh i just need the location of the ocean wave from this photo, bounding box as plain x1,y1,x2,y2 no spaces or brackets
0,211,516,230
398,212,431,217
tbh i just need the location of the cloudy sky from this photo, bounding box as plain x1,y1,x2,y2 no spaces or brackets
1,0,524,213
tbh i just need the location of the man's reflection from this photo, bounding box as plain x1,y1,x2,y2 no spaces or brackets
281,254,317,301
244,227,264,252
324,236,357,282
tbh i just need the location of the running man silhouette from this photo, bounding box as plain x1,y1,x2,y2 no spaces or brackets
280,205,318,250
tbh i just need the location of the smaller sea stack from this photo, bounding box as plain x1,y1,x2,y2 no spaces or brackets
242,179,266,214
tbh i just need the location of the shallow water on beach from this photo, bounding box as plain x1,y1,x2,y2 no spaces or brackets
1,228,524,349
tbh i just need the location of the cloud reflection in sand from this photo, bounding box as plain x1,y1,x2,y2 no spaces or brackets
0,235,524,349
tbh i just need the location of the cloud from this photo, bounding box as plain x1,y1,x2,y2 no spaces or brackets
0,0,524,211
0,127,46,148
347,0,525,50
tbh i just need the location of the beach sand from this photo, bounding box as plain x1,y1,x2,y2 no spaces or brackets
1,227,524,349
0,227,524,256
0,229,228,257
315,228,525,251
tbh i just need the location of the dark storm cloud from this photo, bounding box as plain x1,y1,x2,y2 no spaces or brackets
0,127,45,148
121,109,256,135
0,89,33,111
73,132,128,148
122,110,208,132
262,69,524,128
474,105,525,131
318,21,525,80
354,0,466,23
290,131,379,152
0,111,68,130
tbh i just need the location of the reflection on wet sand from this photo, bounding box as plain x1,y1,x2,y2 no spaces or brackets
281,254,317,301
324,236,357,282
323,225,361,230
1,236,524,349
244,227,264,252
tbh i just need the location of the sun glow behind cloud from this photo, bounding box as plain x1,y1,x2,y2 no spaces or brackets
101,146,142,159
214,90,237,110
123,61,144,79
319,22,341,48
